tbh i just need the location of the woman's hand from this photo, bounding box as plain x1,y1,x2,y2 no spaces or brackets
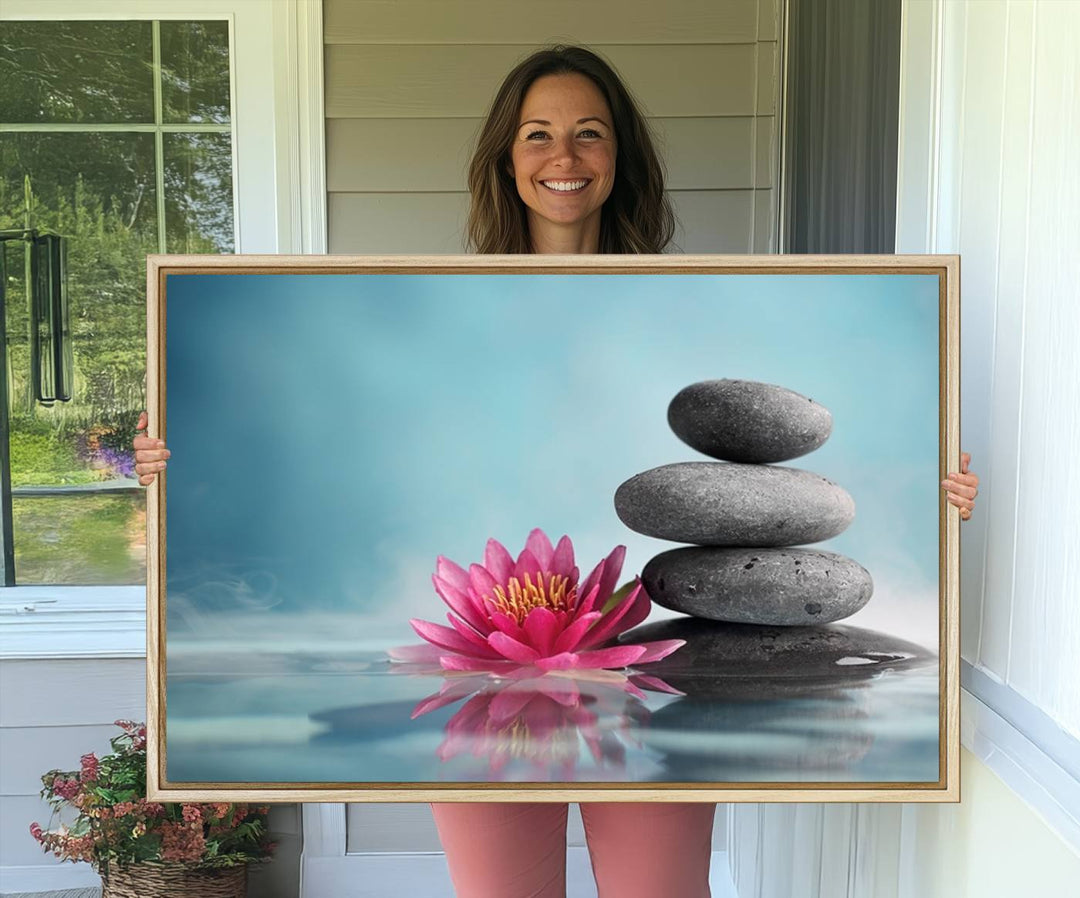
133,411,170,486
941,451,979,521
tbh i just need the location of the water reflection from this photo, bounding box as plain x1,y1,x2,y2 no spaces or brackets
167,629,939,785
313,667,682,782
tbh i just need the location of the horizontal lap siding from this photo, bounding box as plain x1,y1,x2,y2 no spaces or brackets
325,45,760,118
328,188,761,253
0,659,145,867
323,0,761,45
326,117,771,192
325,0,780,254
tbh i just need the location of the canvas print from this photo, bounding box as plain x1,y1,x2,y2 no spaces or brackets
148,255,959,802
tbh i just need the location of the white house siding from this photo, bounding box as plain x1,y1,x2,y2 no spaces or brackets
0,659,145,893
324,0,781,254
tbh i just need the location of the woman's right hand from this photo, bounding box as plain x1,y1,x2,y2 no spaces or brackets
133,411,170,486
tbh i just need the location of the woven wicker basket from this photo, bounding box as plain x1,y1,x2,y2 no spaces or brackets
100,862,247,898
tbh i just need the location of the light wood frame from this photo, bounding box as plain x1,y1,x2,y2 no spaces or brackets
146,253,960,803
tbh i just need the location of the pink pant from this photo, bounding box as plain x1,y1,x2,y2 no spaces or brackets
431,802,716,898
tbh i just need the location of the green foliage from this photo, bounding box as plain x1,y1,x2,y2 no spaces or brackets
9,426,95,486
31,721,275,874
1,19,233,467
12,493,144,584
1,164,151,426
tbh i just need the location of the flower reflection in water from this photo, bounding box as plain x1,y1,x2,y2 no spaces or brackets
394,663,684,781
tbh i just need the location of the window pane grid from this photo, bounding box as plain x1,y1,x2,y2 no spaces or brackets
153,20,166,254
0,124,230,132
1,18,234,584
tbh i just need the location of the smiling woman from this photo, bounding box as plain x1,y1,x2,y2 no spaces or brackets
465,45,675,255
507,73,618,253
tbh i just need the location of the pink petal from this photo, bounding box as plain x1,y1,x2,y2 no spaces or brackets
468,563,499,599
572,644,648,669
488,610,529,643
436,556,471,592
571,582,602,620
578,557,606,604
439,654,522,673
433,574,489,634
631,639,687,665
629,673,685,695
513,548,544,583
596,545,626,604
488,630,542,664
488,688,537,723
410,618,502,659
524,528,555,569
451,693,496,729
386,642,444,663
529,677,581,705
533,652,581,672
483,539,515,584
522,607,561,658
410,679,478,718
617,678,648,700
551,535,576,578
447,613,501,653
552,611,603,655
579,582,650,649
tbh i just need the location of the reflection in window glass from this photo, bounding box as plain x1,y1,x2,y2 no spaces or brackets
160,21,232,124
164,133,235,253
0,21,154,124
1,20,234,585
0,133,159,235
12,494,145,585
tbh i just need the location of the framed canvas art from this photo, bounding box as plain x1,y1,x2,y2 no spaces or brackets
145,254,960,803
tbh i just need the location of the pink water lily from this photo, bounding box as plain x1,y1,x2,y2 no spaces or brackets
388,528,685,672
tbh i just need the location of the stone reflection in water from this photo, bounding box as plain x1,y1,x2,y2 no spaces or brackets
620,617,937,780
640,690,876,779
312,666,682,782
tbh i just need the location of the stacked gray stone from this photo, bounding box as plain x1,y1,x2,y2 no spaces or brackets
614,379,874,627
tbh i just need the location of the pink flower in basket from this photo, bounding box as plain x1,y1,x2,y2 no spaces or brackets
388,528,684,672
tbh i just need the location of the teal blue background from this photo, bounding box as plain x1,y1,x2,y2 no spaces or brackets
165,272,941,648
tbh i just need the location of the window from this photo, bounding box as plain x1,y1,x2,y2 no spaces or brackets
0,18,235,585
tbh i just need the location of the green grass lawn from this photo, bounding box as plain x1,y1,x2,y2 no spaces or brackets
12,492,146,584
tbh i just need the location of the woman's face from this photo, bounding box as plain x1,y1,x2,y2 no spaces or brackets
508,73,617,239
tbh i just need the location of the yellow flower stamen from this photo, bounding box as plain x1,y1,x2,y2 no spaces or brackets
486,572,577,625
486,717,579,765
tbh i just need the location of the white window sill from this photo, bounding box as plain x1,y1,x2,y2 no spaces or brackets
0,585,146,659
961,660,1080,853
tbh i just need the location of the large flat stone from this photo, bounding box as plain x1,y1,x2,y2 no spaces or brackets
622,617,936,682
641,546,873,625
668,379,833,462
614,462,855,546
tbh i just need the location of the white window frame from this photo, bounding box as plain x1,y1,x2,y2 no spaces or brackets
0,0,326,659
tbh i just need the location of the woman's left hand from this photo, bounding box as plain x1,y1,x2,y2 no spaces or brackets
941,451,979,521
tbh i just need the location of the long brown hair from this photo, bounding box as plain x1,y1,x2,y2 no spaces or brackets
465,45,677,254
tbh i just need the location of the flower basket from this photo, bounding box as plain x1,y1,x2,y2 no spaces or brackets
101,861,247,898
30,721,274,889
